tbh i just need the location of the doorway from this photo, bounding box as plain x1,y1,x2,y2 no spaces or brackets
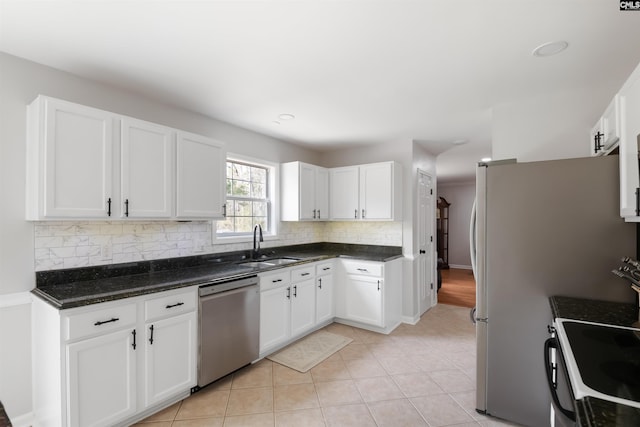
417,169,436,315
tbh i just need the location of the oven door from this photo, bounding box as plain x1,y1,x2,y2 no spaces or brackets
545,334,577,427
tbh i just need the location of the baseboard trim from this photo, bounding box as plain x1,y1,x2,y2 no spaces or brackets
448,264,472,270
402,315,420,325
9,411,34,427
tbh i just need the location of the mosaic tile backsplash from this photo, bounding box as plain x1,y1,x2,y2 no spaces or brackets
34,220,402,271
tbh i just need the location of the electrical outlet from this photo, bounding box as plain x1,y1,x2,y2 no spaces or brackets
101,243,112,260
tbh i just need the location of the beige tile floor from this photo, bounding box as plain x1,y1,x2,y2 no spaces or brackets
135,304,520,427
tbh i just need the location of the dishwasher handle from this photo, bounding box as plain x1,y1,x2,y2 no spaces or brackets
200,283,258,301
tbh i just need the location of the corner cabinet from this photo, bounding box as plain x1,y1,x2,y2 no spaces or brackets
32,287,197,427
329,161,402,221
619,62,640,221
26,95,226,220
281,161,329,221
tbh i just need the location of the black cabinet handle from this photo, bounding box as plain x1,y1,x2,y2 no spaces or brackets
166,302,184,309
132,329,136,350
318,278,322,289
420,250,426,254
377,280,381,291
544,338,576,422
354,209,358,219
124,199,129,217
293,285,297,297
362,209,365,219
322,267,330,271
357,268,369,272
107,198,112,217
301,272,310,277
94,317,119,326
149,324,154,345
594,131,604,153
318,209,321,219
286,287,291,299
636,188,640,216
223,204,227,217
313,209,317,219
273,279,282,283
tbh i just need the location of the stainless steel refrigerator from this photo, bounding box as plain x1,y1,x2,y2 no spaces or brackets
470,155,636,427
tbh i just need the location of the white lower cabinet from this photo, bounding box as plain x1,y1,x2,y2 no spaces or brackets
315,261,334,325
32,287,197,427
259,262,334,356
335,258,403,334
67,328,137,427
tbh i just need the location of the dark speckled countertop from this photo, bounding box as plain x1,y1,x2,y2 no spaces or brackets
550,296,640,426
33,242,403,309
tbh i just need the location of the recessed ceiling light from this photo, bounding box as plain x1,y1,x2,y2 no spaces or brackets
278,113,295,121
532,41,568,57
481,157,492,162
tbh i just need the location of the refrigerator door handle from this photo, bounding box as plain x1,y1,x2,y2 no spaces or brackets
469,199,477,278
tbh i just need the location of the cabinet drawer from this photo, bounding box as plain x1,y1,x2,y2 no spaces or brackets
342,260,383,277
291,265,315,282
65,303,137,341
260,270,291,291
316,261,334,276
145,289,197,322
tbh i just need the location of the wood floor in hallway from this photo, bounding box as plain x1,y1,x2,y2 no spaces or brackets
438,268,476,308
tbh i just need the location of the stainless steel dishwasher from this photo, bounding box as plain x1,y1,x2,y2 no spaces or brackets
197,274,260,388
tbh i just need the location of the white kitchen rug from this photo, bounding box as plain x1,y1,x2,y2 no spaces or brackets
267,331,353,372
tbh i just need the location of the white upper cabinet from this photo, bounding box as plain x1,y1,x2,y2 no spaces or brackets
618,63,640,221
26,96,226,220
176,132,226,219
26,96,115,219
121,118,174,218
281,161,329,221
590,97,620,156
329,166,360,220
329,161,402,221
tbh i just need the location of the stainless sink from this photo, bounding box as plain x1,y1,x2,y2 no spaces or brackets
237,257,300,268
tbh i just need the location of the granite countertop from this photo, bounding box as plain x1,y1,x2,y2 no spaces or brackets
550,296,640,426
33,242,403,309
0,400,11,427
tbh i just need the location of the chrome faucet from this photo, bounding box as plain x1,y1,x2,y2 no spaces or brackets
253,224,263,259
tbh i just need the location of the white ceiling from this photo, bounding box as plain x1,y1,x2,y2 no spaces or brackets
2,0,640,182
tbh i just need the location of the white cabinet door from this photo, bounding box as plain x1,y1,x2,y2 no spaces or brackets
299,163,317,220
260,286,291,352
316,167,329,220
330,166,359,220
360,163,393,220
176,132,226,219
619,68,640,219
143,311,197,407
344,276,383,327
121,118,174,218
66,328,136,427
316,274,334,324
290,279,316,337
41,97,115,218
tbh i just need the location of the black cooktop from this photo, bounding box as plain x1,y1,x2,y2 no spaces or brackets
564,321,640,403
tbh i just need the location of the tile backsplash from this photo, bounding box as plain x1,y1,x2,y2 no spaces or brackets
34,220,403,271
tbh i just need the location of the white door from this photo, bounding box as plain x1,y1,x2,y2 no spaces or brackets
315,274,334,324
44,98,114,218
121,118,174,218
330,166,359,220
176,132,226,219
290,279,316,337
259,287,291,352
417,170,435,314
344,276,383,327
360,162,392,220
143,312,196,407
299,163,316,220
315,167,329,220
66,328,136,427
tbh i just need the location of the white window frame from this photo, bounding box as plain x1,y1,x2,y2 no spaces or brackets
213,153,279,244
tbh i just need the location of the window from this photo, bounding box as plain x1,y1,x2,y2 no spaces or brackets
216,159,272,237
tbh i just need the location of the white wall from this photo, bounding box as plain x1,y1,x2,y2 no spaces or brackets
491,85,614,162
0,52,325,423
437,181,475,268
